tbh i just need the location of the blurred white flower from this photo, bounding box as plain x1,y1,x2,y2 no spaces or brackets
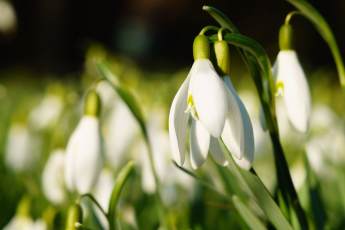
104,99,140,169
273,50,311,133
65,116,103,194
169,59,229,169
42,149,66,205
137,111,194,201
96,81,117,111
239,91,271,156
0,0,17,33
3,216,34,230
5,123,40,172
310,104,339,133
29,95,63,130
290,162,306,191
93,169,115,229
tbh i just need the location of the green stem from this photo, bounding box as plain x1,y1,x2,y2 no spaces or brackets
199,25,219,35
80,193,108,220
286,0,345,87
203,5,308,227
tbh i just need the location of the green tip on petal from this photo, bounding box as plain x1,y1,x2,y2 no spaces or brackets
65,203,83,230
214,40,230,76
279,24,293,50
193,35,210,60
84,90,101,117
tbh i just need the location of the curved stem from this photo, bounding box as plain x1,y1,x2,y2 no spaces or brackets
80,194,108,219
284,11,301,25
199,25,219,35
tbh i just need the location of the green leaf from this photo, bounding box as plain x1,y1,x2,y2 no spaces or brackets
222,141,293,230
108,161,135,230
96,62,147,138
304,156,327,229
232,196,266,230
286,0,345,87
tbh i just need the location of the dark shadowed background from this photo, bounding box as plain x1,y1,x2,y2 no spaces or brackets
0,0,344,76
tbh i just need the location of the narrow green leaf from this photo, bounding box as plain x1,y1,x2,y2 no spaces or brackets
108,161,135,230
96,62,147,137
232,196,266,230
304,156,327,229
222,141,293,230
202,5,239,32
286,0,345,87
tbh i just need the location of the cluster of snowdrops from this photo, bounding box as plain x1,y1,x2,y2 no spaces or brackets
1,2,345,230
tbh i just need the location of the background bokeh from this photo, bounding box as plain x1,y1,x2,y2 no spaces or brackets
1,0,345,75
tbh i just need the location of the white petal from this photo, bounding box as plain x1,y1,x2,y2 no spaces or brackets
189,59,228,137
274,50,311,132
75,116,103,194
222,77,254,169
64,123,81,192
190,120,210,169
233,156,252,170
65,116,103,194
168,76,190,165
209,137,228,166
105,100,140,169
42,150,66,205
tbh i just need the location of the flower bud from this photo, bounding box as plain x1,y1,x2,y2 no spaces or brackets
84,90,101,117
279,24,293,50
65,204,83,230
193,35,210,60
214,40,230,76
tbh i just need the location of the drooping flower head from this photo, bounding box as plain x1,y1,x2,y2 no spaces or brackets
214,38,255,170
64,90,104,194
273,23,311,133
169,30,255,170
169,33,229,169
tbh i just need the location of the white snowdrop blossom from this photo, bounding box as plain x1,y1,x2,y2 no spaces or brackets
29,95,63,130
273,50,311,133
169,35,255,170
65,116,103,194
137,111,194,199
42,149,66,205
104,100,140,169
3,216,34,230
93,169,115,229
65,91,103,194
5,123,40,172
169,58,229,169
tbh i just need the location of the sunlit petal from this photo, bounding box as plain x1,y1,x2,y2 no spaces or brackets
222,77,254,169
168,75,190,165
274,50,311,132
189,59,228,137
190,120,210,169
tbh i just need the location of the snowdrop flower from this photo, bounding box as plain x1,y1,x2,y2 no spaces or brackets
104,99,140,169
42,149,66,205
169,35,229,169
273,23,311,133
65,90,104,194
5,123,40,172
29,94,63,130
137,111,194,200
170,35,255,169
93,169,115,229
4,197,47,230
